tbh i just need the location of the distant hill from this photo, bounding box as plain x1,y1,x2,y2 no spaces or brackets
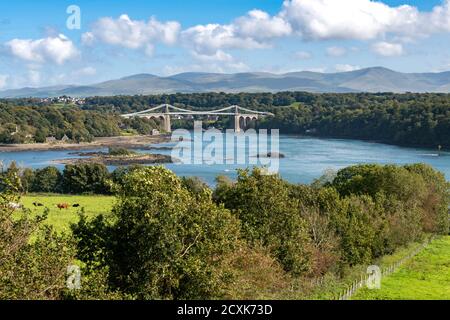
1,67,450,98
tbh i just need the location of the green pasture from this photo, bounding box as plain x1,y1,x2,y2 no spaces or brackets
353,236,450,300
20,194,115,233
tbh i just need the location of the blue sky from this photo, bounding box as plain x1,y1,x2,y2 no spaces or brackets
0,0,450,89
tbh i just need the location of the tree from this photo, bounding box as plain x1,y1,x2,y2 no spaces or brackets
328,163,450,262
20,168,35,194
181,176,209,195
62,163,110,194
32,166,62,193
72,166,241,299
329,195,386,266
404,163,450,234
214,168,312,275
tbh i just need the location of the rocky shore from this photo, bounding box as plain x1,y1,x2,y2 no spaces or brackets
53,153,175,166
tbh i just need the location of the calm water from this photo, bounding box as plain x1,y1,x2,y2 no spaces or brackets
1,135,449,185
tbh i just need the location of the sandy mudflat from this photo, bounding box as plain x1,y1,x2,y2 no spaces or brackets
0,135,170,153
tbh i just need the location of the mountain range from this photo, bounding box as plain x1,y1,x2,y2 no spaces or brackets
1,67,450,98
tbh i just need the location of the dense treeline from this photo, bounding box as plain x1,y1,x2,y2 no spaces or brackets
1,163,448,299
0,104,159,143
1,92,449,147
1,162,113,194
81,92,448,112
259,98,450,148
84,92,450,148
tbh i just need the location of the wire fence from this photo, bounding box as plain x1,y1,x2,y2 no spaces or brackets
336,236,434,300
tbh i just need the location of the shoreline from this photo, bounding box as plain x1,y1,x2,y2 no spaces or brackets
0,135,171,153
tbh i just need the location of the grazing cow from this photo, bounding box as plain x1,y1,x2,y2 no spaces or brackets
57,203,70,210
72,204,80,208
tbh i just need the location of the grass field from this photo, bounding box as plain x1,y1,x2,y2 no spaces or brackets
353,236,450,300
20,194,115,233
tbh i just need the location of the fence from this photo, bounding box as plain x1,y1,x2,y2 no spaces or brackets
336,236,434,300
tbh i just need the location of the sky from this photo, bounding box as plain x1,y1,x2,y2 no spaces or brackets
0,0,450,89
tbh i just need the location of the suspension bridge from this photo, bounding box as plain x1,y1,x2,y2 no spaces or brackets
121,104,274,133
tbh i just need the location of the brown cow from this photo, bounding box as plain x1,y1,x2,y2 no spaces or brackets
57,203,70,210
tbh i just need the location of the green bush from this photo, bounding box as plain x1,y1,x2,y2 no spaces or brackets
214,168,312,275
31,166,63,193
327,164,449,265
62,163,111,194
72,166,241,299
108,147,136,156
404,163,450,234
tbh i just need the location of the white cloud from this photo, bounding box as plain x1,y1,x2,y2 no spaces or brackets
178,0,450,56
424,0,450,34
335,64,361,72
181,9,291,57
6,34,78,64
372,41,404,57
0,75,9,89
326,46,347,57
281,0,419,40
294,51,312,59
233,10,292,41
182,24,263,56
83,14,180,54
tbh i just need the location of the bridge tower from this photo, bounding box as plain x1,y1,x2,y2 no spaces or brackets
233,105,241,133
163,104,172,133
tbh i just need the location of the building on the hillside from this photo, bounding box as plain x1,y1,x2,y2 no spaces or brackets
151,129,160,136
61,134,70,143
46,136,57,144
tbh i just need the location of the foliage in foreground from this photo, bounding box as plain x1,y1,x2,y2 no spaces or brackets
72,166,242,299
0,169,75,299
1,162,448,300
